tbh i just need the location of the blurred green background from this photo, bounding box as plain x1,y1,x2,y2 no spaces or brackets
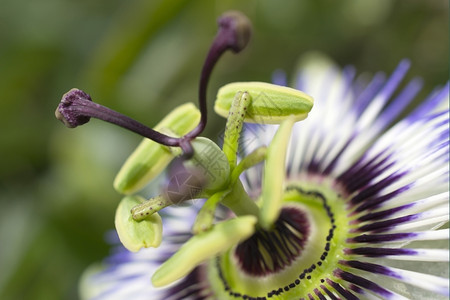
0,0,447,299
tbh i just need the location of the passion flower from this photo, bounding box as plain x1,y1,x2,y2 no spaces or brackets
55,10,448,300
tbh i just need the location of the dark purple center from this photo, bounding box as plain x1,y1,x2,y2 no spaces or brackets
234,206,310,276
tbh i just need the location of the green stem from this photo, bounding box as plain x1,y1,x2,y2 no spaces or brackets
192,189,232,234
230,146,266,183
222,180,260,218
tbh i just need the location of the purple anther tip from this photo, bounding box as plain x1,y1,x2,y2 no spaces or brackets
218,11,252,53
55,88,92,128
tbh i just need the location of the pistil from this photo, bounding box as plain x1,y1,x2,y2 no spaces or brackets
55,88,180,146
55,11,252,157
185,11,252,140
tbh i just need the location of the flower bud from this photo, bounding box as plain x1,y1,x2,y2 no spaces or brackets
214,82,313,124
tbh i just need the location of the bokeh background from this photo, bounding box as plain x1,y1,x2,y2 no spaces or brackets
0,0,448,299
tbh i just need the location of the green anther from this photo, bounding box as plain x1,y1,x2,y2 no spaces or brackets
114,103,200,195
260,116,296,230
151,215,257,287
230,146,267,183
131,195,170,221
115,195,163,252
183,137,230,192
215,82,313,124
222,91,251,168
192,189,232,234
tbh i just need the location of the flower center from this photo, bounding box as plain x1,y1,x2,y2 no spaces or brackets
234,206,310,276
206,180,351,299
